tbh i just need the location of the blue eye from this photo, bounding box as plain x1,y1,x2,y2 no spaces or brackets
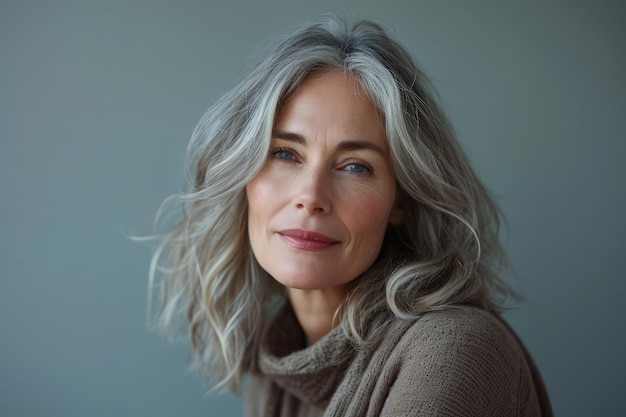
344,163,370,173
271,148,296,161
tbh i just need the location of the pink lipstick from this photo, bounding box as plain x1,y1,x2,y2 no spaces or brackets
277,229,340,251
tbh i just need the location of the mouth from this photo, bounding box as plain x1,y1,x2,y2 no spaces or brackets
277,229,340,251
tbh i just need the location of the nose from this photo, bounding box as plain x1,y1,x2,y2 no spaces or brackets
294,169,332,214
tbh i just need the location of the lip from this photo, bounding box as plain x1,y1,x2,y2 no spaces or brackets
277,229,340,251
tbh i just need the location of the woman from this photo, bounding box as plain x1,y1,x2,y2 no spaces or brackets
150,14,552,416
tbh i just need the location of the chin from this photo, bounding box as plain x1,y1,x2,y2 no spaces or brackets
268,269,346,291
272,276,331,291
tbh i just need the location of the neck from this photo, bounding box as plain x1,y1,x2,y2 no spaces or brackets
287,286,348,345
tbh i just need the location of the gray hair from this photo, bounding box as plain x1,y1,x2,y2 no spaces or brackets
149,13,515,392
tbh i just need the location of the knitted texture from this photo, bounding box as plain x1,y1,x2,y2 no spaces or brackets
245,306,552,417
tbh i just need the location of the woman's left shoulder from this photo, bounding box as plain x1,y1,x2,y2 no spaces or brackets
378,307,548,416
398,306,524,359
391,306,539,399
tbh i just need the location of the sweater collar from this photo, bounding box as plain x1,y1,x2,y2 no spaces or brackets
258,303,356,408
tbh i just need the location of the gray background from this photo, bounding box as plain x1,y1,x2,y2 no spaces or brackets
2,0,624,416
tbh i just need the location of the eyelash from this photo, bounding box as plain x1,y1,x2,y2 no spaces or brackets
268,147,373,175
341,161,372,175
269,146,297,161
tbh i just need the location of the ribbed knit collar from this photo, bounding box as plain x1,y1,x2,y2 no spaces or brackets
257,303,356,408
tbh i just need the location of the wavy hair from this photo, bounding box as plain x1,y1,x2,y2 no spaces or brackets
149,13,515,392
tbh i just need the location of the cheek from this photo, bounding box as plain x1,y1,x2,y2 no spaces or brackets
345,196,396,252
246,175,285,253
246,177,274,223
246,182,266,269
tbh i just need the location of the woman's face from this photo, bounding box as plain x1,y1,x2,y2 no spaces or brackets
246,71,402,291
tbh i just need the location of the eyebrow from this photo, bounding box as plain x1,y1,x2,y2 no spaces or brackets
272,130,305,144
272,130,387,156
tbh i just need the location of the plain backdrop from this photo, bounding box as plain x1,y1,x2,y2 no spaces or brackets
1,0,624,416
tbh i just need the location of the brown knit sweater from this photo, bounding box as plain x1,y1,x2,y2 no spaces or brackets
245,305,552,417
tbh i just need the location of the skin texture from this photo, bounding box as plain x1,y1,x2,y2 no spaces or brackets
246,71,402,343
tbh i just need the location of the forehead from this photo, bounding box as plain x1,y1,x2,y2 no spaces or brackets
275,71,387,145
281,70,379,111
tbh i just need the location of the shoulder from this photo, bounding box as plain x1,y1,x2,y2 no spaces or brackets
396,306,528,381
380,307,542,416
401,306,520,355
